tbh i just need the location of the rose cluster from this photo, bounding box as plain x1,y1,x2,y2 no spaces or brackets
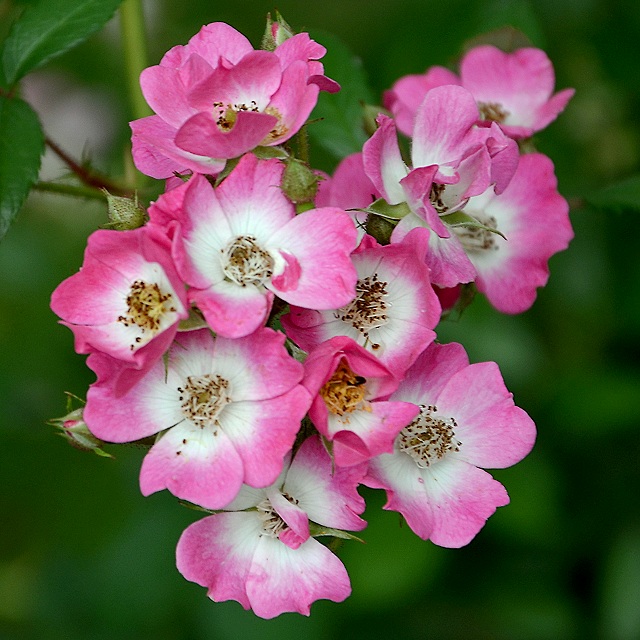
50,16,573,618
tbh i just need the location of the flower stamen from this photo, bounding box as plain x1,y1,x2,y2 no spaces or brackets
398,404,461,468
117,280,177,350
178,374,230,429
221,235,274,287
335,274,389,340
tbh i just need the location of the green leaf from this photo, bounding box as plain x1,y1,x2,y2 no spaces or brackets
586,174,640,213
0,95,44,240
2,0,123,85
307,30,375,161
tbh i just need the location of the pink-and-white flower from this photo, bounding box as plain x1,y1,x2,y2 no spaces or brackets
303,336,420,466
84,327,311,510
453,152,573,313
365,87,518,238
384,45,574,140
176,435,366,618
282,228,440,378
364,342,536,548
153,154,358,339
50,226,188,393
131,22,335,178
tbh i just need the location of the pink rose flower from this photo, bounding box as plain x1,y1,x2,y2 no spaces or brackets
176,436,366,618
364,342,536,547
84,327,311,510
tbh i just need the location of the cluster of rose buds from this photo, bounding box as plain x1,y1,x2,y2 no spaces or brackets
50,14,573,618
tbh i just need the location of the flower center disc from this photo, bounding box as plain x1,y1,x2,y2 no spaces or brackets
320,360,367,416
398,404,461,468
477,101,509,123
221,235,274,287
178,374,230,429
118,280,177,349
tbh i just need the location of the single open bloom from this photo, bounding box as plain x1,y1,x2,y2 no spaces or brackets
50,226,188,394
176,435,366,618
452,152,573,313
153,154,358,339
282,228,440,378
84,327,311,510
303,336,420,466
384,45,573,140
131,22,336,178
364,342,536,547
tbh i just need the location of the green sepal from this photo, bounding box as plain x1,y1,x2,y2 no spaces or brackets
178,306,208,331
368,198,411,220
440,210,507,240
253,145,289,160
309,522,365,543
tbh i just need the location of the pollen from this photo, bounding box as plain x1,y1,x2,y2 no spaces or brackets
263,106,288,142
320,359,368,416
256,495,297,538
430,183,449,214
335,274,389,341
398,404,461,468
221,235,274,287
453,214,500,252
179,374,230,429
477,101,509,124
213,100,260,131
117,280,177,349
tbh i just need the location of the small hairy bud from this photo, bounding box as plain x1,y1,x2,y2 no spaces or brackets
282,158,319,204
104,191,147,230
261,12,296,52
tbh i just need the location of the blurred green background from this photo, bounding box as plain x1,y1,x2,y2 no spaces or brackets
1,0,639,638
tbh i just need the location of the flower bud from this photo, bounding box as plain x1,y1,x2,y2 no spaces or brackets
103,190,147,230
261,11,296,52
48,407,113,458
281,158,319,204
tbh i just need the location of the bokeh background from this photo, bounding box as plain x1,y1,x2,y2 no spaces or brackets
1,0,639,638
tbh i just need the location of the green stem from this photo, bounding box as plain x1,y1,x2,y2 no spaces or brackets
120,0,152,121
33,181,107,201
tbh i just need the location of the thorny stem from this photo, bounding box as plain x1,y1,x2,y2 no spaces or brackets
45,137,131,196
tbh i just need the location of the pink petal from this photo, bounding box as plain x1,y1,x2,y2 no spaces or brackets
362,114,408,204
264,61,320,145
131,115,225,179
384,66,461,136
266,487,310,548
140,54,213,128
220,386,311,489
283,436,367,531
176,511,260,611
139,422,245,509
435,361,536,468
165,23,253,69
190,281,273,339
411,85,481,169
391,342,470,404
266,207,358,308
175,110,277,160
369,454,509,547
247,535,351,617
